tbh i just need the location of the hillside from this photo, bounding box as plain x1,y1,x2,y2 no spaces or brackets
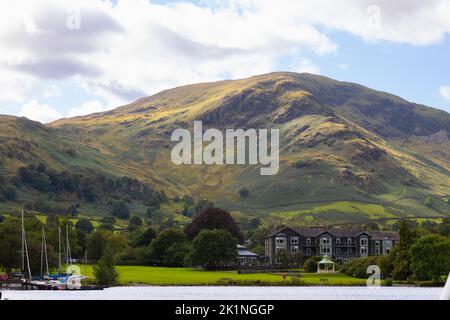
1,72,449,225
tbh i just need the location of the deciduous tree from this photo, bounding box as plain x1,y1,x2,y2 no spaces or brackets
185,207,244,243
410,234,450,282
187,229,237,269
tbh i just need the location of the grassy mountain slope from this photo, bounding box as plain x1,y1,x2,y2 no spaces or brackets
1,72,449,225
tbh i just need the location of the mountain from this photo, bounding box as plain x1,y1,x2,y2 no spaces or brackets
1,72,449,225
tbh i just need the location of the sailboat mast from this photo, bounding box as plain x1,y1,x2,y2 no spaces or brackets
21,211,25,273
83,250,88,277
40,226,44,277
58,226,62,274
66,224,72,266
21,210,32,280
43,227,49,276
40,226,49,277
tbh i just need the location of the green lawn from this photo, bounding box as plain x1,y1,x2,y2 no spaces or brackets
77,265,367,286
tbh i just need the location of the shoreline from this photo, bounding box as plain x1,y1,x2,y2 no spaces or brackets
1,286,443,301
108,282,443,288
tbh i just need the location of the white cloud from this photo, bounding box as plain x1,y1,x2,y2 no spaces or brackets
0,0,449,121
291,58,321,74
18,100,63,123
233,0,450,46
68,100,109,117
440,85,450,102
0,0,337,108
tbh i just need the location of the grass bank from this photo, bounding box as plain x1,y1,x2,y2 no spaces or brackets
78,265,368,286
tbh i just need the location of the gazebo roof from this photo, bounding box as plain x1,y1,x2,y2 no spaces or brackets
318,255,334,265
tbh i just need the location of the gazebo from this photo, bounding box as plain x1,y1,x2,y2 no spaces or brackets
317,255,336,273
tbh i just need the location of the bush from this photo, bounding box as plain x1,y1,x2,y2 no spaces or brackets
181,205,194,217
130,227,157,247
75,218,94,233
111,201,130,219
118,247,146,265
2,185,17,201
385,278,393,286
68,205,78,217
93,248,119,285
128,216,143,231
303,256,322,273
341,256,380,279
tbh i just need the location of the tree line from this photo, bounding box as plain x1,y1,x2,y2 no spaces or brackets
0,163,167,216
339,219,450,283
0,207,245,284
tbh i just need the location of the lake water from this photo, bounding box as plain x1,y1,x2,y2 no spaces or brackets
0,286,443,300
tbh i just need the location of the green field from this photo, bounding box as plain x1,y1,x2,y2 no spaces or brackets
77,265,367,286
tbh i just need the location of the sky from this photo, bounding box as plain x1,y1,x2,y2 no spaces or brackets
0,0,450,123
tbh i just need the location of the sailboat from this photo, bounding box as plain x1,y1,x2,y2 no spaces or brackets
14,212,99,291
46,224,86,290
46,225,68,289
29,226,51,287
64,225,88,290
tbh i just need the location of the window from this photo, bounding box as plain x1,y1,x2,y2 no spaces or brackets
291,237,299,245
348,248,352,255
383,240,393,255
360,237,368,246
336,248,341,254
321,237,330,245
291,246,299,254
360,247,367,255
306,248,311,255
375,241,380,255
336,238,341,245
275,237,286,246
347,238,352,245
306,238,311,245
320,247,331,254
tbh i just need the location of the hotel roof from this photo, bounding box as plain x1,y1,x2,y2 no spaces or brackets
265,226,398,240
